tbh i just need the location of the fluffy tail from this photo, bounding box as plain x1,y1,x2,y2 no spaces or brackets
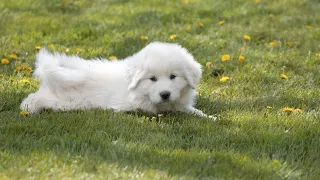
34,49,88,89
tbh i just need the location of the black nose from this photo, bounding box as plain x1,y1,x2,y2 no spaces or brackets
160,91,171,100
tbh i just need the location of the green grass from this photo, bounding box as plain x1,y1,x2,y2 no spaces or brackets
1,0,320,179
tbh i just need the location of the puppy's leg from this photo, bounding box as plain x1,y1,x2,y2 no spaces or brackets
20,84,60,113
20,93,43,113
177,106,217,120
185,106,207,117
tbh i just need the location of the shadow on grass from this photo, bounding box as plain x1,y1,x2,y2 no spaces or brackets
0,90,319,178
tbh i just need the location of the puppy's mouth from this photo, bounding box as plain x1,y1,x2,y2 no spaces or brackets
159,99,176,104
161,99,170,102
151,99,173,105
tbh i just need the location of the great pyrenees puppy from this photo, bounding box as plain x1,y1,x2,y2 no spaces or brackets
21,42,212,118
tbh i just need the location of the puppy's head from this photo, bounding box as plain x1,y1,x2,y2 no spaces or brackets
126,42,202,104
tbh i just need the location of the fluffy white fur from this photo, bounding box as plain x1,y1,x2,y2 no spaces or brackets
20,42,210,118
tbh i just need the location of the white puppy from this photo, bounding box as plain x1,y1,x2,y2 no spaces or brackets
21,42,211,118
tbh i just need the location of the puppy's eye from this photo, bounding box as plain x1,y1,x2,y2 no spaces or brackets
170,74,176,80
150,76,157,82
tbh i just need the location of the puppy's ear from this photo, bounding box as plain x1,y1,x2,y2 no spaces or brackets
126,67,146,90
184,61,202,89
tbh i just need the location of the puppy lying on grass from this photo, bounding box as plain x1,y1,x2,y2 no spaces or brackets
21,42,214,119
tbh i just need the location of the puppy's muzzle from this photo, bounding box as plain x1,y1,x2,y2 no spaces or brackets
160,91,171,101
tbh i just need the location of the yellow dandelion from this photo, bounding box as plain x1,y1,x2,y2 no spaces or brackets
238,55,245,63
218,20,225,25
269,14,274,17
269,40,277,47
108,56,117,60
199,23,204,28
266,106,273,109
185,25,191,31
293,109,303,113
35,46,41,50
255,0,261,3
20,65,33,76
220,76,230,82
243,35,251,41
76,48,81,53
221,54,231,62
282,107,294,113
316,53,320,57
20,111,29,116
170,34,177,40
19,79,30,84
205,62,213,69
281,73,288,79
16,66,22,71
1,58,9,65
21,65,32,71
24,71,32,76
183,0,189,4
305,25,313,29
9,54,18,59
140,36,149,40
48,44,55,49
287,42,295,47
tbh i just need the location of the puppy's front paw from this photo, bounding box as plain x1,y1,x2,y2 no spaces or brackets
20,94,40,114
208,115,217,121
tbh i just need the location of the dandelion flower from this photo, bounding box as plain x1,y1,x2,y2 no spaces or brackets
140,36,149,40
108,56,117,60
221,54,230,62
185,25,191,31
1,58,9,65
218,20,225,25
35,46,41,50
205,62,213,69
305,25,313,29
238,55,245,63
19,79,30,84
9,54,18,59
220,76,230,82
16,66,22,71
25,71,32,76
269,14,274,17
255,0,261,3
183,0,189,4
282,107,294,113
281,73,288,79
266,106,273,109
20,111,29,116
269,40,277,47
76,48,81,53
199,23,204,28
243,35,251,41
170,34,177,40
316,53,320,57
293,109,303,113
287,42,295,47
21,65,32,71
21,65,33,76
48,44,55,49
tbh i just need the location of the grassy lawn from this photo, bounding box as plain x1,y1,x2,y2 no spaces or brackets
1,0,320,179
